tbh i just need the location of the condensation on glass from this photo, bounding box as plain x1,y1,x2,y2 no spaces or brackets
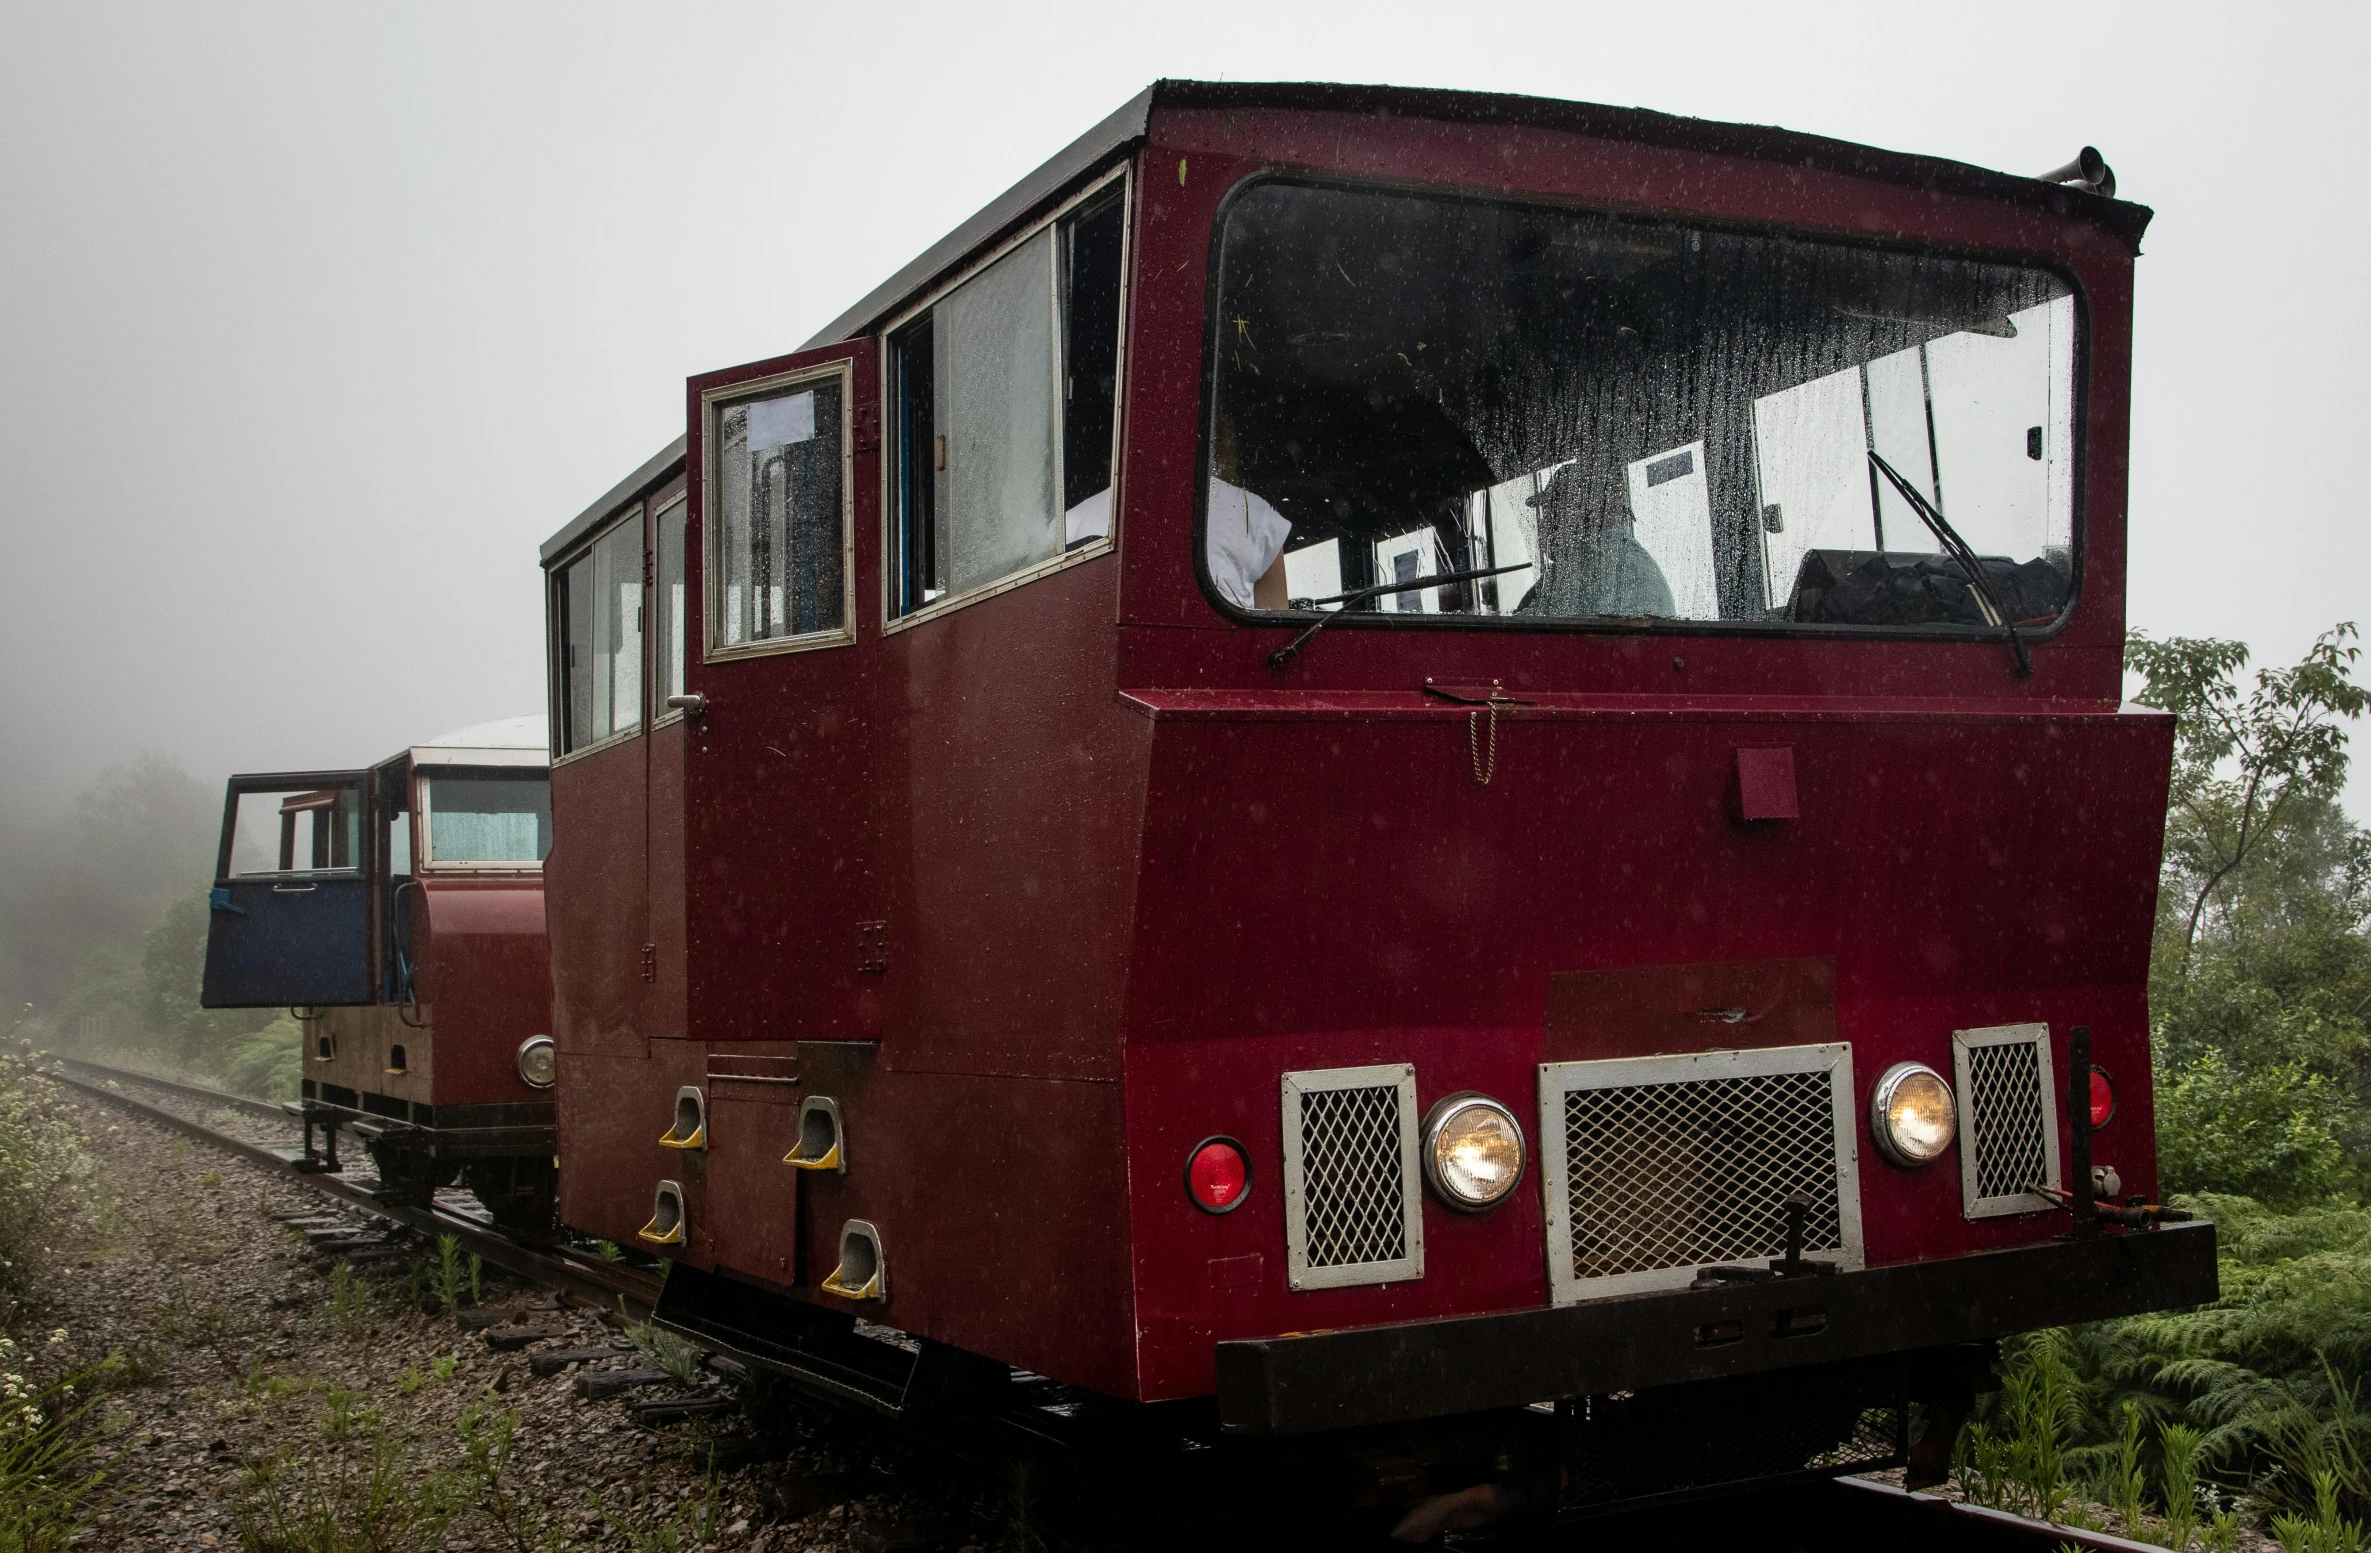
888,185,1126,619
557,509,645,753
227,784,364,876
712,378,845,651
654,496,688,702
421,768,552,866
1204,181,2079,633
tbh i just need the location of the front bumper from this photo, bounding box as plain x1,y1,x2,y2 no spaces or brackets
289,1095,556,1159
1215,1220,2218,1435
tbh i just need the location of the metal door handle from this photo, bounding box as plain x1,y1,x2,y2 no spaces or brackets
272,883,318,894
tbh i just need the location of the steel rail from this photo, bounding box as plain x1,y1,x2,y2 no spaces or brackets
48,1062,659,1316
57,1056,289,1124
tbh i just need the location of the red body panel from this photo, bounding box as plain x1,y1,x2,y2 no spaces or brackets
412,876,552,1106
544,89,2171,1409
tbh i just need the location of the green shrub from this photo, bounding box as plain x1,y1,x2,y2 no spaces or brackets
2158,1048,2350,1208
0,1337,111,1553
220,1017,302,1102
0,1041,99,1323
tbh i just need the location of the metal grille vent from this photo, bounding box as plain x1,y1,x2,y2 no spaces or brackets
1281,1064,1422,1290
1541,1044,1863,1303
1954,1023,2059,1218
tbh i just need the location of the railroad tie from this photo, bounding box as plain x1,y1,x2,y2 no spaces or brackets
530,1345,630,1377
574,1368,673,1400
483,1323,572,1353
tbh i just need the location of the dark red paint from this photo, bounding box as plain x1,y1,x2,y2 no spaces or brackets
542,86,2172,1411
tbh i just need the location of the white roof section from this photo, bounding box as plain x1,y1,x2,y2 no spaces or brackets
409,715,549,769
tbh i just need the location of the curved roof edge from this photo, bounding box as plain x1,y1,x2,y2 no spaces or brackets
539,434,688,565
418,714,548,751
793,79,2150,356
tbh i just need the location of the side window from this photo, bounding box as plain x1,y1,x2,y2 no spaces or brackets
709,376,847,653
653,496,687,702
225,782,364,876
889,183,1125,620
420,768,552,866
555,509,645,754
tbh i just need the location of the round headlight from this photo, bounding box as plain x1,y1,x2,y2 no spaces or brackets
1422,1094,1526,1210
1870,1062,1956,1166
515,1035,557,1090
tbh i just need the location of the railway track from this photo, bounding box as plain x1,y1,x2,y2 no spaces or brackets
49,1056,660,1316
48,1055,2164,1552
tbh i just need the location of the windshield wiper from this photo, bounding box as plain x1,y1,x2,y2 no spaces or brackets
1266,562,1534,670
1866,452,2033,677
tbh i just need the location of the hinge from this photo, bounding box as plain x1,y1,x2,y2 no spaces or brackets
643,548,654,585
640,944,657,983
852,400,880,456
856,921,888,975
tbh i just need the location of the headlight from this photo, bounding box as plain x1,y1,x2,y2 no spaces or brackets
1870,1062,1955,1166
515,1035,557,1090
1421,1094,1526,1210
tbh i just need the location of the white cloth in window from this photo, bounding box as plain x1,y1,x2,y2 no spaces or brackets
1206,477,1292,609
1065,487,1112,547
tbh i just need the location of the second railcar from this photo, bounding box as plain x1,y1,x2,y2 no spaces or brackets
202,718,560,1230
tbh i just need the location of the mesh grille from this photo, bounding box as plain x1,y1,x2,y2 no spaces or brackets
1968,1039,2049,1201
1297,1085,1408,1269
1561,1068,1842,1284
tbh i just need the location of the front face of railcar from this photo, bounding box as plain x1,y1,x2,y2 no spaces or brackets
199,734,559,1223
1114,96,2212,1458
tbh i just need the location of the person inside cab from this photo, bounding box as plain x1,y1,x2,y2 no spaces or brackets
1517,460,1675,619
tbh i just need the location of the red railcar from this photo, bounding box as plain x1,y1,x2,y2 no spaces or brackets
201,720,559,1229
539,82,2214,1516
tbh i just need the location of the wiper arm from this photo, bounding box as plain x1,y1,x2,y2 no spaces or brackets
1266,562,1534,671
1866,452,2033,677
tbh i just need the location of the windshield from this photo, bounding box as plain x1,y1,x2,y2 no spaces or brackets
1202,180,2078,632
420,767,551,866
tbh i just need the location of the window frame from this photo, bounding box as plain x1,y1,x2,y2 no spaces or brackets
700,361,858,665
877,161,1132,638
649,492,692,726
213,771,371,882
1191,169,2093,648
413,754,552,874
547,502,648,768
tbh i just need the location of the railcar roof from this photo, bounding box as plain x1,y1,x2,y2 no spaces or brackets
407,714,549,770
540,435,686,567
797,79,2152,355
538,79,2148,559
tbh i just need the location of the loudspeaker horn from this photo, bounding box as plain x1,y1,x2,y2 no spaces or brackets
2036,146,2116,199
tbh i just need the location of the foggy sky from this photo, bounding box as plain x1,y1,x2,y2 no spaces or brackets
2,2,2364,817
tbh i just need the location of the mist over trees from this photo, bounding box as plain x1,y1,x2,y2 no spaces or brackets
0,754,295,1094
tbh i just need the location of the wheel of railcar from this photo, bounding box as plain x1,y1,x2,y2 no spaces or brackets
365,1140,458,1208
463,1156,559,1241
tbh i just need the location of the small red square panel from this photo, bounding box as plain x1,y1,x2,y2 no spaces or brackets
1736,746,1799,821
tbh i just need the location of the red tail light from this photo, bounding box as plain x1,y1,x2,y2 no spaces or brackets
2089,1067,2116,1129
1186,1137,1251,1214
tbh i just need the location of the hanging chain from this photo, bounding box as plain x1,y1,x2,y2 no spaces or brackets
1467,698,1508,786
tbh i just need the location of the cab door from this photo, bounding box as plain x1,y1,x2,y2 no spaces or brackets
201,770,375,1007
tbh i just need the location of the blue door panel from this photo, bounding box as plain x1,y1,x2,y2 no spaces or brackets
201,877,373,1007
